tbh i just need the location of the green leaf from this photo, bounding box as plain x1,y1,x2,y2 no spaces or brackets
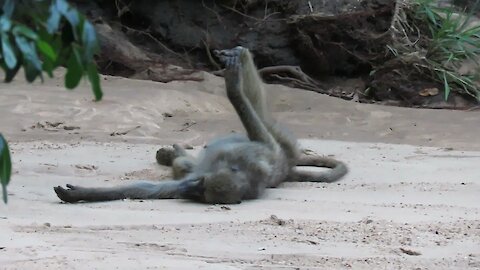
82,20,98,61
443,72,451,100
61,22,75,45
42,57,54,78
87,63,103,101
55,0,69,14
63,9,79,28
14,35,43,71
38,27,62,64
15,35,43,82
23,60,40,82
2,0,14,18
1,33,17,69
0,16,12,31
12,25,38,40
46,3,61,33
0,133,12,204
424,6,437,25
37,39,57,62
65,49,83,89
3,60,21,82
64,10,80,41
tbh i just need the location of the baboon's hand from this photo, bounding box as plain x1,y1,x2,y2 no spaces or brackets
54,184,83,203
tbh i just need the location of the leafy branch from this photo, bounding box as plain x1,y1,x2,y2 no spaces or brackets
0,0,103,203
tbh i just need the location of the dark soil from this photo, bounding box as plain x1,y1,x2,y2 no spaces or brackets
72,0,478,110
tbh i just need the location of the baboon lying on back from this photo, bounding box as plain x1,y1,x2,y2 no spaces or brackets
54,46,348,204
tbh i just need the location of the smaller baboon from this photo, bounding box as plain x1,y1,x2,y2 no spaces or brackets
54,46,347,204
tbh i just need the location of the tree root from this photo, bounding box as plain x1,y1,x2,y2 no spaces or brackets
95,22,203,83
258,65,326,91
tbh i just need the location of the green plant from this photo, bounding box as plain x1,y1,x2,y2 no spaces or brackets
0,0,103,203
390,0,480,100
0,134,11,203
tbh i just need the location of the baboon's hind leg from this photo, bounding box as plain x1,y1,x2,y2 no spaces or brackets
172,156,196,179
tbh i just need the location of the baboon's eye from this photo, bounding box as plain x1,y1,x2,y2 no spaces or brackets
230,165,239,172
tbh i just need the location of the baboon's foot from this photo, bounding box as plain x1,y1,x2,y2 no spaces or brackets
54,184,83,203
156,146,176,166
215,47,243,84
156,144,188,166
214,46,245,66
172,156,196,179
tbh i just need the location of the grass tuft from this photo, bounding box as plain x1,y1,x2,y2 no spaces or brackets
389,0,480,100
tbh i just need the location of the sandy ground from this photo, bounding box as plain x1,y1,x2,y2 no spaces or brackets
0,72,479,269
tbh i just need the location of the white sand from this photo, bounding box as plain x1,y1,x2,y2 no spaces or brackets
0,72,479,269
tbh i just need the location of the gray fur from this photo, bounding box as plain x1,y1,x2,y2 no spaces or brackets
54,46,347,204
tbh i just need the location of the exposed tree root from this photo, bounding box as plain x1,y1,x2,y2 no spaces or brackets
95,23,202,83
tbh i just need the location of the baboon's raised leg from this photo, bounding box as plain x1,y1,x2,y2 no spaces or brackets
217,47,279,151
216,47,298,162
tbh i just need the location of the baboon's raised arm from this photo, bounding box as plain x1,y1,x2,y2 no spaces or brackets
54,46,347,204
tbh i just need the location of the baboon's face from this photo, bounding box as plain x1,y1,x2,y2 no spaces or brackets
179,167,247,204
202,169,247,204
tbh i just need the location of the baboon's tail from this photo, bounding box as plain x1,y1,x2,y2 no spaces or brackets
291,155,348,183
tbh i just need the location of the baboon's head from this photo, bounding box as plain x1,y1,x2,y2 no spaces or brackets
203,168,248,204
179,168,248,204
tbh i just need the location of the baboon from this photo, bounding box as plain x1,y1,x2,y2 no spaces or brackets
54,46,347,204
